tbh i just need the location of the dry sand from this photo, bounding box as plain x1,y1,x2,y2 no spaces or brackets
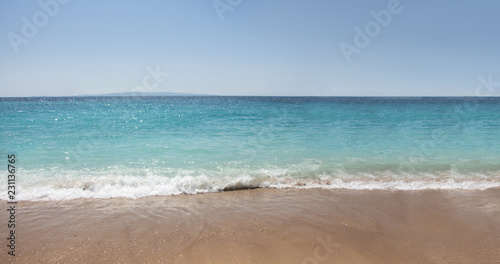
1,188,500,263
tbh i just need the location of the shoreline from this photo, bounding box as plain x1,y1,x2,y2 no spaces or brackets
2,188,500,263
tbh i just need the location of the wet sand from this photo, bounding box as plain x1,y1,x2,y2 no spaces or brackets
2,188,500,263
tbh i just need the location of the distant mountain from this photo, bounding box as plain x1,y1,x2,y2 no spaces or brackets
76,92,211,97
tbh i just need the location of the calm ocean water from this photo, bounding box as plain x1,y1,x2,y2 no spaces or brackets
1,96,499,200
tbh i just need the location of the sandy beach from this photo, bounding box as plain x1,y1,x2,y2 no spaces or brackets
2,188,500,263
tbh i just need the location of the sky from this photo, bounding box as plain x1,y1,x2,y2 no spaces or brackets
0,0,499,97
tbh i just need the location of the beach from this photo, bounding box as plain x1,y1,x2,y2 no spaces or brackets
2,0,500,262
2,188,499,263
2,95,500,263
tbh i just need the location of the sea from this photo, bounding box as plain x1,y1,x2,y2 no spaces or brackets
1,96,499,201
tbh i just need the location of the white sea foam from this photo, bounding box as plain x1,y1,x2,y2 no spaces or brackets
3,168,499,201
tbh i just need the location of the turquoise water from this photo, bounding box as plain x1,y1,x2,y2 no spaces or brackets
1,97,499,200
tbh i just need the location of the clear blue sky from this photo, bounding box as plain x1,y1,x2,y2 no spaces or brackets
1,0,499,97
